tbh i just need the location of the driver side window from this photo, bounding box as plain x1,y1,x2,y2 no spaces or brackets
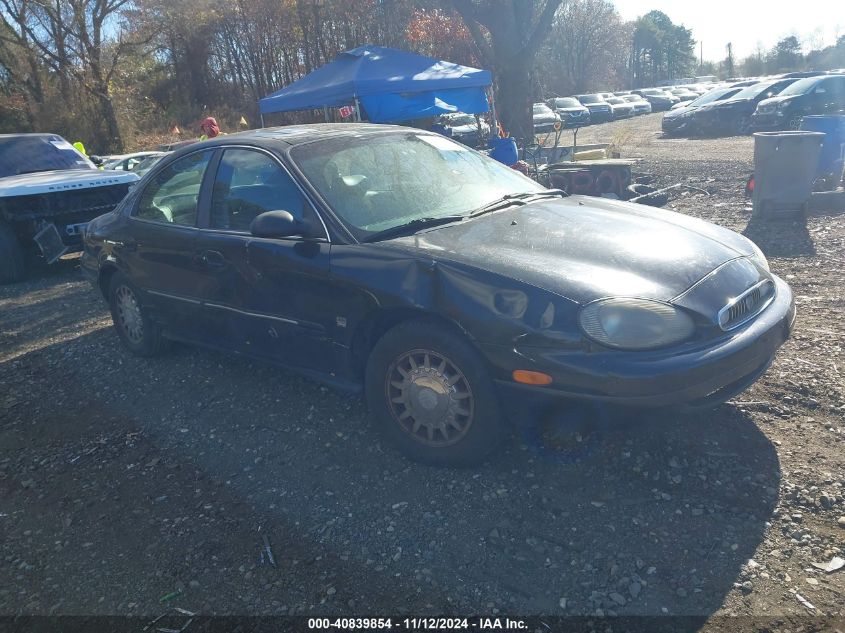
135,150,213,226
209,148,310,232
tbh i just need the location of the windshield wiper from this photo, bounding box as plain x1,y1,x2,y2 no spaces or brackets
469,189,568,218
363,215,466,243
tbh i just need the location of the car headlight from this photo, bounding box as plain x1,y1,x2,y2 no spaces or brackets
775,101,790,112
579,298,695,350
747,241,770,271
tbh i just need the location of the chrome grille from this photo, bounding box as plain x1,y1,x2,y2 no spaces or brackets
718,279,775,330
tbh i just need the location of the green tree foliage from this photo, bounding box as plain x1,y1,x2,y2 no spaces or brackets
740,35,845,77
768,35,803,73
631,10,695,87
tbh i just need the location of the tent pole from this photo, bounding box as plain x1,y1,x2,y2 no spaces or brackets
260,113,265,128
323,106,329,123
354,97,362,122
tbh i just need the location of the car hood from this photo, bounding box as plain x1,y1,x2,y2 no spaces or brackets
448,124,482,134
556,107,588,114
0,169,139,197
708,97,753,109
533,114,558,122
756,95,794,109
388,196,757,305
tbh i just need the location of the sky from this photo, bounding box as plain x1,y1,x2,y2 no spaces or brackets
613,0,843,62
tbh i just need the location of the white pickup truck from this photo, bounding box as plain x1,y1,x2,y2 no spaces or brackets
0,133,139,283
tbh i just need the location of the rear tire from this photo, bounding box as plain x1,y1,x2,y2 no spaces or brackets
0,222,26,284
107,272,166,357
365,319,508,466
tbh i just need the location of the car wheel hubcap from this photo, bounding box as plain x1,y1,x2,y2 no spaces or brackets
115,285,143,344
386,349,474,447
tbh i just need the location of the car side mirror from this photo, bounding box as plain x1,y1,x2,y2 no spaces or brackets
250,210,314,239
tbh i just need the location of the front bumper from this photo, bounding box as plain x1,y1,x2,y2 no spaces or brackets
750,112,785,131
560,114,591,127
662,115,695,134
586,109,612,122
482,275,795,409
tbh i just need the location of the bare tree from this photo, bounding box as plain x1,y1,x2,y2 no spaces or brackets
0,0,148,150
539,0,629,96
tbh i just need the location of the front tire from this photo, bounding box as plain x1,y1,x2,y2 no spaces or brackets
735,114,752,135
107,272,166,357
365,319,508,466
0,222,26,284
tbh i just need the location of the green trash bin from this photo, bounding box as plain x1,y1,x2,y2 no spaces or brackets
752,131,824,218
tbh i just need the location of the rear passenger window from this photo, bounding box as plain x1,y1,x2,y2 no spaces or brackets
209,149,310,232
135,151,212,226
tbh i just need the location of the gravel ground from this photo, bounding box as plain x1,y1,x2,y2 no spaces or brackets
1,113,844,628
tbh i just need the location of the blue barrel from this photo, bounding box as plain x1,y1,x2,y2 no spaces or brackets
799,115,845,176
488,136,518,166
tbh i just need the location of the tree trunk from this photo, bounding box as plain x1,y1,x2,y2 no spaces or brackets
495,56,533,141
97,90,123,153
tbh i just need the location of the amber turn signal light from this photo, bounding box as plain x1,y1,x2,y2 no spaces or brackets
512,370,553,385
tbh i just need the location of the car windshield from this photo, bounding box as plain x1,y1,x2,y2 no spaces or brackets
553,98,580,108
732,81,787,100
0,135,94,177
606,97,624,104
533,104,553,114
134,154,166,173
690,87,740,106
442,114,476,126
291,132,545,240
578,95,602,104
622,95,640,102
641,89,662,96
776,77,821,96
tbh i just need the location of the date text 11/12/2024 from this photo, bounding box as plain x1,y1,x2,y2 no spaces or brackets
307,617,528,630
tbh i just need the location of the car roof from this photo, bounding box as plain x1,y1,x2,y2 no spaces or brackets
187,123,411,150
0,133,67,140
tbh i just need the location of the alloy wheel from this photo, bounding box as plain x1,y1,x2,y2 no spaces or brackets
385,349,474,447
115,284,143,344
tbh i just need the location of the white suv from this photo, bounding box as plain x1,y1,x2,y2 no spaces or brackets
0,133,138,282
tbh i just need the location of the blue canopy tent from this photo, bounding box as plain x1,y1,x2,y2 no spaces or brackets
258,45,492,124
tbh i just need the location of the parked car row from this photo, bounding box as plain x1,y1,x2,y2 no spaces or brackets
662,71,845,137
541,92,656,128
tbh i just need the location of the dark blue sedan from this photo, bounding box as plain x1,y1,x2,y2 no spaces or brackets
82,125,795,465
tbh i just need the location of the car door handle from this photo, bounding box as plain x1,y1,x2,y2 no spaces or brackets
110,237,136,252
197,250,226,270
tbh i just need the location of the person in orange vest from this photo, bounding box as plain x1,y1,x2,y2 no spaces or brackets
199,117,220,140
